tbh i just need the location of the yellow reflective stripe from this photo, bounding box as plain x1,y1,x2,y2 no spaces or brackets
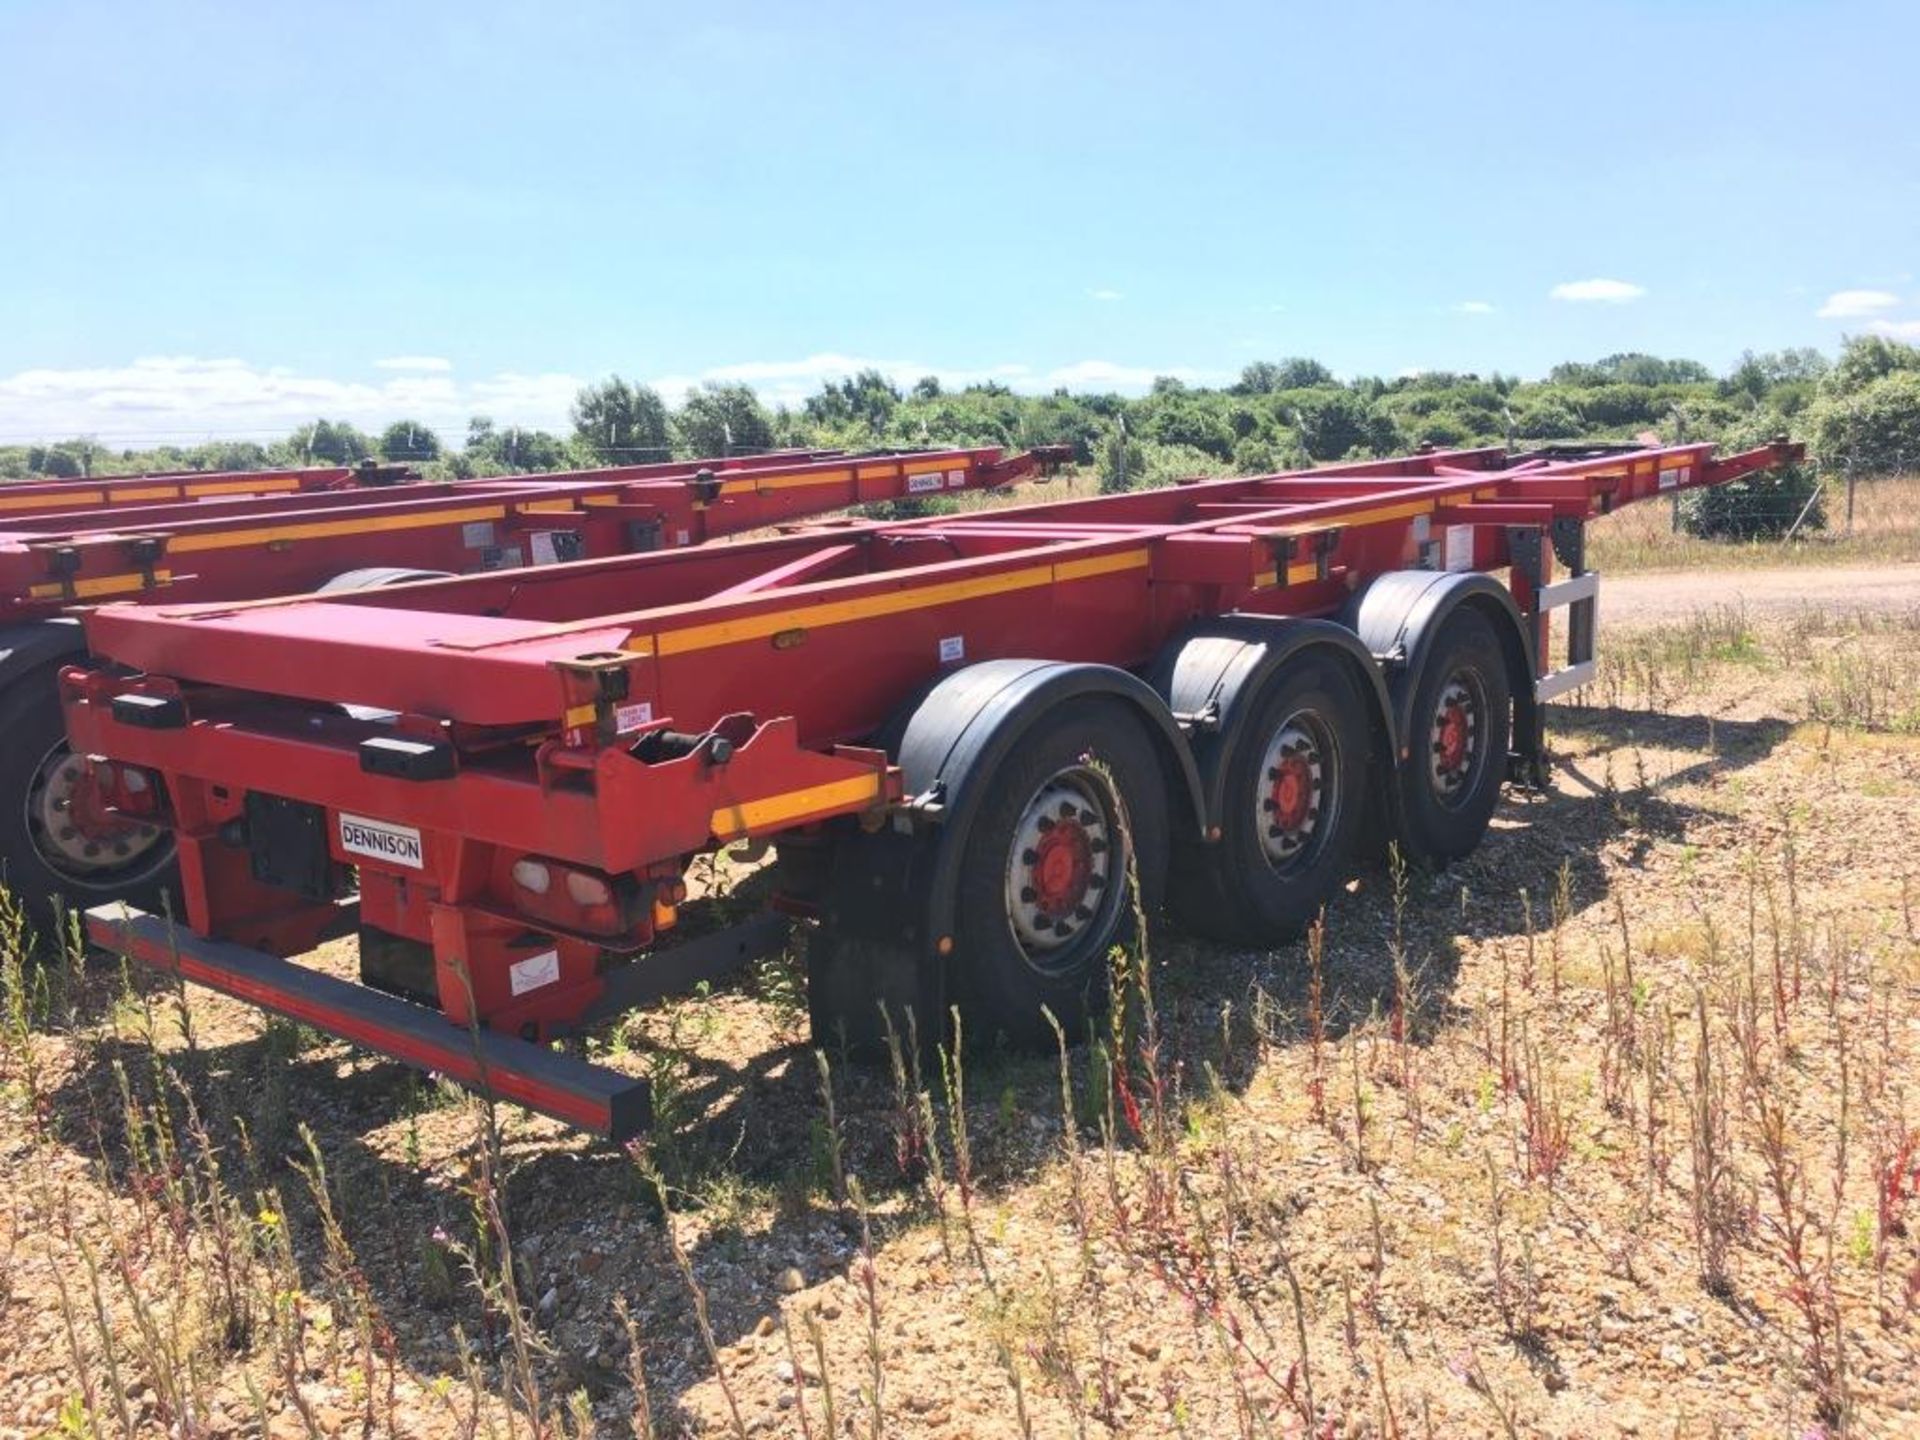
648,548,1150,657
1056,549,1150,582
516,499,581,514
562,703,598,728
185,477,300,497
655,564,1052,654
111,485,181,502
903,457,956,476
28,568,173,599
710,772,885,839
756,469,855,492
1250,562,1329,589
0,489,105,511
716,467,856,497
1263,497,1436,542
856,464,898,480
1340,498,1433,527
167,504,506,553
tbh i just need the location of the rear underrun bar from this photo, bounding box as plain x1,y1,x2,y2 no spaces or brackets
87,904,652,1138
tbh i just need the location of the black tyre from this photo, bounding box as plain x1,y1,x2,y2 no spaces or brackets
0,666,176,934
1397,606,1511,862
1170,654,1371,945
948,699,1168,1048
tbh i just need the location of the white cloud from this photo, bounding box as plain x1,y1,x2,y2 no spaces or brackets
0,349,1225,445
1453,300,1495,315
651,353,1047,409
1867,318,1920,339
1818,289,1900,319
1087,288,1124,302
468,371,588,419
0,355,582,442
1042,359,1221,390
657,352,1225,406
1550,278,1646,304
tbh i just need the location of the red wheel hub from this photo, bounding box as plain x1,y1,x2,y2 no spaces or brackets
66,766,134,842
1436,702,1469,773
1269,754,1313,831
1029,820,1093,917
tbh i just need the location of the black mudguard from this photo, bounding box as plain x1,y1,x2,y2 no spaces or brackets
1344,571,1540,778
1147,616,1397,842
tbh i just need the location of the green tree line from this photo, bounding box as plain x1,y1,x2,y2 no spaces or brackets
8,338,1918,536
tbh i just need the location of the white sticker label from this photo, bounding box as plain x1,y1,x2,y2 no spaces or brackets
615,701,654,734
907,471,943,494
946,468,967,489
674,528,691,546
1658,465,1689,490
1443,524,1476,572
509,949,561,997
530,531,559,565
337,813,424,869
939,635,965,663
461,520,496,549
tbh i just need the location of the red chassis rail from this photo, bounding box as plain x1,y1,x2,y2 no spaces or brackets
66,439,1802,1136
0,463,414,521
1,446,1058,620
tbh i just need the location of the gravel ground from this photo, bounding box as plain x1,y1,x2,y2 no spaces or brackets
1602,562,1920,625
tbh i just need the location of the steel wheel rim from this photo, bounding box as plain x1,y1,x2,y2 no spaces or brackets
1254,709,1340,874
23,739,169,886
1427,669,1486,809
1004,766,1123,973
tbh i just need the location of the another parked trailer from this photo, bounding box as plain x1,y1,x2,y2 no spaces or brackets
4,445,1065,912
0,461,419,521
64,439,1804,1137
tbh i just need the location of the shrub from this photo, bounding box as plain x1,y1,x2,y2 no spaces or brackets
1680,461,1824,539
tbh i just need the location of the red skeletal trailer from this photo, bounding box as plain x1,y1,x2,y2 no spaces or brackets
61,438,1803,1137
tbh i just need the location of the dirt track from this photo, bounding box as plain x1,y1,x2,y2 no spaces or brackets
1602,561,1920,625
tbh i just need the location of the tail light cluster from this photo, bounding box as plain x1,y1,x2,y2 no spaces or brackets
503,856,687,940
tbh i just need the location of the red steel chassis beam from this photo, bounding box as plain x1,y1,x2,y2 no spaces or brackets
2,446,1059,619
0,463,411,519
65,439,1802,1136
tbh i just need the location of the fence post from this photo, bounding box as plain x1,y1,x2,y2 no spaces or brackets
1669,408,1687,533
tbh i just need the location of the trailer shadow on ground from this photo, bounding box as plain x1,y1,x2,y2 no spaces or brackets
31,702,1797,1425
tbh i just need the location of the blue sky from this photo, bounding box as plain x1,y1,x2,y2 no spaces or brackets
2,0,1915,442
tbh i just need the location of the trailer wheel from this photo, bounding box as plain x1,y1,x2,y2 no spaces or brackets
1398,606,1511,862
1170,654,1370,945
0,667,175,930
950,698,1167,1048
